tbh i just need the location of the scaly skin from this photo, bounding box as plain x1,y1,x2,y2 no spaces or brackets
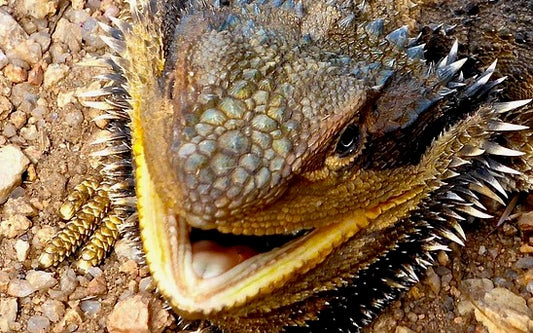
40,1,533,332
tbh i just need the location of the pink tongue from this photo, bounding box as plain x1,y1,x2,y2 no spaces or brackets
191,240,258,279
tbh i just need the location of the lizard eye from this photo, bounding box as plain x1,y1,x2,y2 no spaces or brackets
335,125,361,157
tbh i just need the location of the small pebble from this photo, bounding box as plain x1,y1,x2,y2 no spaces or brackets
437,251,450,266
515,256,533,270
64,109,84,126
0,50,7,69
80,300,101,316
138,277,154,292
7,279,35,297
425,267,441,294
20,124,39,141
86,276,107,295
4,64,28,83
119,259,138,276
43,64,68,88
14,239,30,261
27,315,50,333
2,197,36,217
10,110,27,129
22,0,59,19
0,298,18,332
59,268,78,295
41,299,65,323
28,64,44,86
0,145,30,204
0,215,32,238
107,296,150,333
26,270,58,291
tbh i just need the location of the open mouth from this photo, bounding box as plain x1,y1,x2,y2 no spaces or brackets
189,228,310,279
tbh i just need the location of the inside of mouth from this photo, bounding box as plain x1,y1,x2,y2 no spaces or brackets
189,227,310,279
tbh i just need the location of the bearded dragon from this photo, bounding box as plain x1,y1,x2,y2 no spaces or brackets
38,0,533,332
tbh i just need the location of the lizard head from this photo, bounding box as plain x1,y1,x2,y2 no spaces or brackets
103,0,527,331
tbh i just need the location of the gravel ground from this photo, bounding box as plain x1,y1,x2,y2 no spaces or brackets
0,1,532,332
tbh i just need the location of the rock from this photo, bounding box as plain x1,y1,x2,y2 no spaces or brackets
0,215,32,238
138,277,154,292
0,95,12,119
395,326,416,333
64,109,84,127
41,299,65,323
80,300,101,316
59,268,78,295
119,260,138,277
0,12,28,54
437,250,450,266
0,50,7,69
20,124,39,141
107,295,150,333
515,256,533,269
0,145,30,203
472,287,533,333
52,18,82,53
461,278,494,299
56,308,82,332
10,110,27,129
26,315,50,333
22,0,59,19
25,270,58,291
4,63,28,83
0,298,17,332
7,279,35,298
2,197,37,217
149,301,171,333
424,267,441,294
14,239,30,261
28,64,44,86
86,276,107,296
0,271,10,293
43,63,68,88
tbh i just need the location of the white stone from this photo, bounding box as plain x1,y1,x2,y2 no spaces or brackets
14,239,29,262
43,63,69,88
0,298,17,332
0,145,30,204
